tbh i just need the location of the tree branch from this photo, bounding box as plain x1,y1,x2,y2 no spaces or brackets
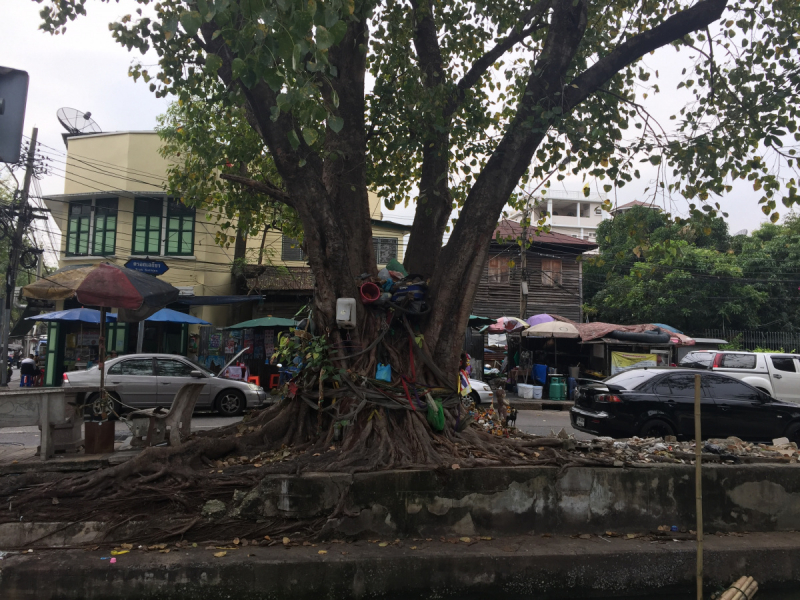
565,0,728,111
450,0,552,115
220,173,294,207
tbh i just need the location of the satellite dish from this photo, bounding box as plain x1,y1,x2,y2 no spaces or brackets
57,107,102,135
733,229,748,236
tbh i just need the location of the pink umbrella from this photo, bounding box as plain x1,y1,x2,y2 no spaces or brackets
487,316,528,333
526,313,554,327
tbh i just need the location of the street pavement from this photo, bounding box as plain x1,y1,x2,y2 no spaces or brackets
514,409,594,440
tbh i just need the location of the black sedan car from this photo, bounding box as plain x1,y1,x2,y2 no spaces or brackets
570,367,800,443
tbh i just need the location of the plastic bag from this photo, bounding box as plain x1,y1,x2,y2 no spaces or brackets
426,395,445,432
376,363,392,382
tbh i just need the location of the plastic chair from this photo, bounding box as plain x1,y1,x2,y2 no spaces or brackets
247,376,260,387
126,382,206,447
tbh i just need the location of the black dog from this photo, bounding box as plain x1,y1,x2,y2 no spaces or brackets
505,407,518,428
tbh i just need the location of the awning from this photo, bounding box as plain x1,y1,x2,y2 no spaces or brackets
146,308,211,325
174,295,263,306
227,316,297,329
468,315,497,328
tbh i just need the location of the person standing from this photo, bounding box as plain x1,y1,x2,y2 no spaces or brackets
20,354,37,387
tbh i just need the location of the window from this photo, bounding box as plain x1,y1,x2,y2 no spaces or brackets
373,237,398,264
281,235,304,261
165,199,195,256
655,374,702,397
706,374,760,401
132,198,163,255
66,200,92,256
771,357,797,373
595,206,602,215
108,358,154,376
488,257,510,283
92,198,117,256
157,359,196,377
720,353,757,369
541,258,562,287
680,351,715,368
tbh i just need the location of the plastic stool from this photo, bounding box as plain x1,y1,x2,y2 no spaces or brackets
269,374,280,389
20,374,32,387
248,376,260,387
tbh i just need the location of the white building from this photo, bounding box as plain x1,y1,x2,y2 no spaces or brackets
510,190,608,242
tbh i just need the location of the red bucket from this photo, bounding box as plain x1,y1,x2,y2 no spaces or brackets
360,282,381,304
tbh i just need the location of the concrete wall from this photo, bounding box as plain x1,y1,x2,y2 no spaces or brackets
226,465,800,538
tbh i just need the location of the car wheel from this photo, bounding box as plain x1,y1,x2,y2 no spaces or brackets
470,391,482,407
638,418,675,439
85,392,122,421
784,423,800,446
216,389,245,417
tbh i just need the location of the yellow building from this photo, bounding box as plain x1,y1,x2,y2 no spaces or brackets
41,131,409,381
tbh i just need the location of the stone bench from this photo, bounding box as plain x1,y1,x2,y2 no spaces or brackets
0,386,111,460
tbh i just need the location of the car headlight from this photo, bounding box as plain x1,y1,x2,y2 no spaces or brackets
481,384,491,391
248,383,263,391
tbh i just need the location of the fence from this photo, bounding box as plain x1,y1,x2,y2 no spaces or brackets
704,329,800,352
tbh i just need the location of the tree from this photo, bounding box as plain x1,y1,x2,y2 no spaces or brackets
586,239,765,333
19,0,800,527
734,215,800,331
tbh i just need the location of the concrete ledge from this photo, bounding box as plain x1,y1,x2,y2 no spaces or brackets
2,532,800,599
509,400,574,411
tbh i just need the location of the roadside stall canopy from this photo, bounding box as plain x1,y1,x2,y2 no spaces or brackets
26,307,118,323
226,316,298,329
145,308,210,325
468,314,496,328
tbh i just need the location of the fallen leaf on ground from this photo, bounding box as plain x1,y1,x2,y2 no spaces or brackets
264,536,271,541
283,537,291,546
159,549,170,554
410,546,417,550
214,551,227,558
110,550,129,556
378,542,388,547
318,550,327,554
451,464,461,469
479,536,492,541
313,453,321,456
460,537,471,543
233,538,240,545
578,534,592,540
52,497,59,505
120,543,133,550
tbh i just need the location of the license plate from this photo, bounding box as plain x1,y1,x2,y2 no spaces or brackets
576,416,585,427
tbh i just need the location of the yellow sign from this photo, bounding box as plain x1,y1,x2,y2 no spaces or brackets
611,352,657,375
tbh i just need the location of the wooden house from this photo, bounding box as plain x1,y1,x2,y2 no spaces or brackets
471,219,598,322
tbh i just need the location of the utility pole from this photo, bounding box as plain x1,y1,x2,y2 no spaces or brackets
519,205,531,320
1,127,37,386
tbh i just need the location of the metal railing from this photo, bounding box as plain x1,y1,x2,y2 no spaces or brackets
704,329,800,352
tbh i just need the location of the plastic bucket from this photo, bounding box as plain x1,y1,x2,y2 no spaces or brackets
533,386,543,399
360,282,381,304
517,383,534,399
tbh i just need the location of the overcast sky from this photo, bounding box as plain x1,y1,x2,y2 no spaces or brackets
2,0,774,256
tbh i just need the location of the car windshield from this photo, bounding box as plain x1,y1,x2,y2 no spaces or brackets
603,369,662,390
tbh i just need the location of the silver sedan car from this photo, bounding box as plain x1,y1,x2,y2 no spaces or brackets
63,352,267,417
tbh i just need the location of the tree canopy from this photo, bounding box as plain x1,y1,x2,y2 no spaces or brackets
36,0,800,371
583,206,800,334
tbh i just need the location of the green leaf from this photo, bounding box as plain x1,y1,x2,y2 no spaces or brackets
302,127,318,146
180,11,203,36
205,54,223,74
329,19,347,43
231,57,246,79
324,7,338,28
327,115,344,133
287,130,300,150
292,43,302,71
316,26,334,50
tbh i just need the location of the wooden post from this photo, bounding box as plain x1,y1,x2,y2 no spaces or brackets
99,307,106,420
695,373,703,600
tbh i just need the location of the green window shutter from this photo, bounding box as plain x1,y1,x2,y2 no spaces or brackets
132,199,163,255
165,199,195,255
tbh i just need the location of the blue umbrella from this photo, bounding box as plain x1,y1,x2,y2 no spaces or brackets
26,308,118,323
145,307,211,325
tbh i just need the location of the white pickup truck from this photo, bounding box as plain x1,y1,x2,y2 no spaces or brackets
679,351,800,403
